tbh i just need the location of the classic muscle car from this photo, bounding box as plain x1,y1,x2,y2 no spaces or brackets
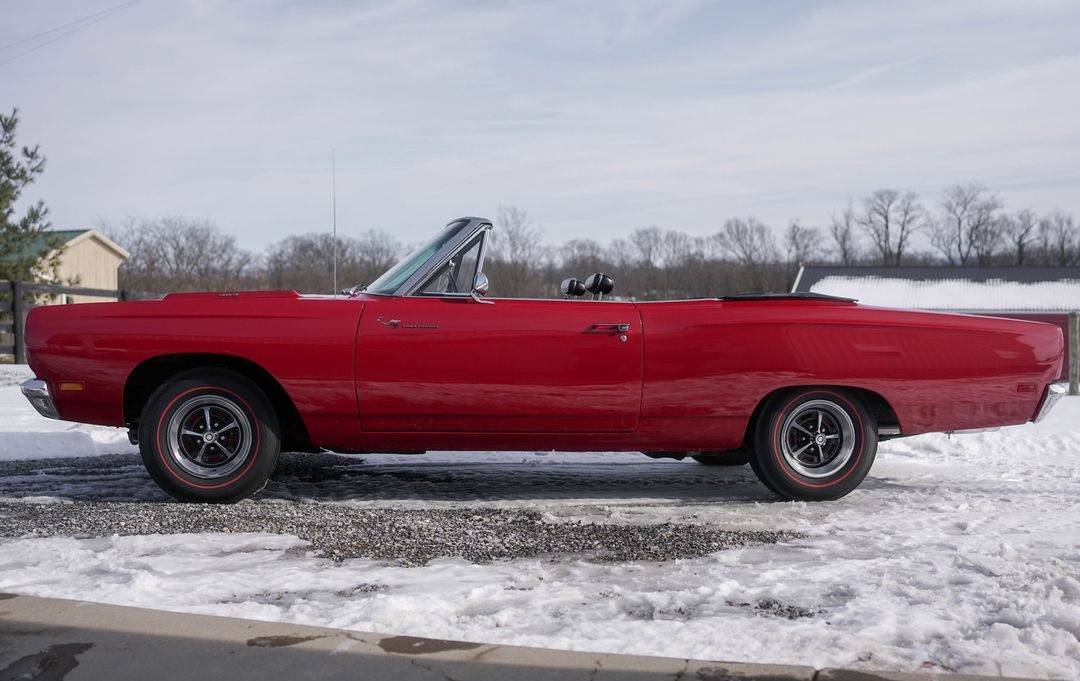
21,217,1067,502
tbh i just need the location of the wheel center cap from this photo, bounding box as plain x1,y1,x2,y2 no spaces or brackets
202,433,215,443
814,434,826,446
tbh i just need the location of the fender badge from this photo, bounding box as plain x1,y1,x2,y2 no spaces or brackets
377,316,438,330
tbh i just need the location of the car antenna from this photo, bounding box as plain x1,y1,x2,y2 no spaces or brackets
330,148,338,296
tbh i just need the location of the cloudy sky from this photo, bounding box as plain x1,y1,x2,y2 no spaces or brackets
3,0,1079,249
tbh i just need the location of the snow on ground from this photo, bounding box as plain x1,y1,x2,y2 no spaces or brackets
0,365,1078,678
0,364,133,460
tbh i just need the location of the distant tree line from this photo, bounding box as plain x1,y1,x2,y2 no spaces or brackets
105,182,1080,299
6,105,1074,301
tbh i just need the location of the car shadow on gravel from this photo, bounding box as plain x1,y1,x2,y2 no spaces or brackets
0,451,897,504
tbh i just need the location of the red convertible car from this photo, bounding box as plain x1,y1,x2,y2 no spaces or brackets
22,217,1066,503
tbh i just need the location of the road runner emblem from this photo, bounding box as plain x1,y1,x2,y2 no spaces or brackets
377,316,438,330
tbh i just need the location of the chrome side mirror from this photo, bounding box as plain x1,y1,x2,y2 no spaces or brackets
471,272,493,304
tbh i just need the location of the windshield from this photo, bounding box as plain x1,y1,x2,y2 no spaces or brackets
364,220,470,295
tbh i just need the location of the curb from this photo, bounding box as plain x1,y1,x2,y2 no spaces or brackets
0,593,1039,681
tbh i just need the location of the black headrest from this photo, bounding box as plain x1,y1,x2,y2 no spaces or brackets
584,273,614,295
559,277,587,297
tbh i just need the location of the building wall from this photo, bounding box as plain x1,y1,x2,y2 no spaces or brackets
54,236,125,304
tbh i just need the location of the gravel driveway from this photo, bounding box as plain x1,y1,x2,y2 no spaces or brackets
0,452,794,565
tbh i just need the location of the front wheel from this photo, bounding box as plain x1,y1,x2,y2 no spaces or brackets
750,389,877,501
138,369,281,503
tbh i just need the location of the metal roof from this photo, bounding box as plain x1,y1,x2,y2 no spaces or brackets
792,266,1080,312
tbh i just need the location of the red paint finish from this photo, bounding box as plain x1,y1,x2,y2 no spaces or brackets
25,291,363,450
24,292,1064,454
354,296,643,436
967,313,1071,381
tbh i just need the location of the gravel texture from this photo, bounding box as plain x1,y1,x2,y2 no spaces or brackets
0,500,791,565
0,453,796,566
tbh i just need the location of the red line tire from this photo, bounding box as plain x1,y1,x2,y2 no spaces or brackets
750,388,877,501
138,369,281,503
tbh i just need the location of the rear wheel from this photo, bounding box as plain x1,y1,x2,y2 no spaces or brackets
750,389,876,501
138,369,281,502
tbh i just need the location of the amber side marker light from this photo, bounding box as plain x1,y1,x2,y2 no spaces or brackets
58,382,84,392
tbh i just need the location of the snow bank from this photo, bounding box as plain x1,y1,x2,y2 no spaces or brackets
0,365,135,461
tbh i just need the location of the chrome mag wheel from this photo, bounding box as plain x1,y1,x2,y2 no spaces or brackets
165,394,253,480
780,399,856,478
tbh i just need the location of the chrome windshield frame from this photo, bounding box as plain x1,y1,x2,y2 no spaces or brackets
396,217,493,297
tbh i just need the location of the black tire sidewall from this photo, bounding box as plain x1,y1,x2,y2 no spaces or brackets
138,370,280,502
753,389,876,501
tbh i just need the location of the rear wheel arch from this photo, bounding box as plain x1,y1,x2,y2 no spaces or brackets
740,385,900,448
123,354,315,452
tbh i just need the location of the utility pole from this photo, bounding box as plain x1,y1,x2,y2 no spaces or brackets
1070,311,1079,396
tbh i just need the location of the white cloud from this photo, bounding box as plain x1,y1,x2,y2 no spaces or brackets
2,0,1078,249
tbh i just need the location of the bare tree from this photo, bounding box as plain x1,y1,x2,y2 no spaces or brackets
715,217,778,291
893,193,925,265
659,229,694,267
929,183,1003,265
828,202,859,265
1038,211,1080,266
629,227,663,264
999,209,1039,265
265,229,401,293
107,216,257,292
354,229,402,277
858,190,925,266
487,205,546,297
785,220,820,266
560,238,605,273
605,238,636,269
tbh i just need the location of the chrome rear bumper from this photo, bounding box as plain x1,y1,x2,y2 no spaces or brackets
20,378,59,419
1033,383,1068,423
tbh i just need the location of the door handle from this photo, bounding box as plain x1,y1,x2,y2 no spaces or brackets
591,323,630,333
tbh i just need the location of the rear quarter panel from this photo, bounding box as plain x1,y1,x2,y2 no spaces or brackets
636,300,1064,447
24,293,363,449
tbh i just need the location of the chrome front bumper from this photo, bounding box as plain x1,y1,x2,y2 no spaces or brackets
1033,382,1068,423
20,378,59,419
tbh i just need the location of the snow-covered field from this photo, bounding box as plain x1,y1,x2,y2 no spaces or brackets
0,363,1078,679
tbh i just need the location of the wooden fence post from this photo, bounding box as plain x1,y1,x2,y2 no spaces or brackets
1070,311,1079,396
11,281,25,365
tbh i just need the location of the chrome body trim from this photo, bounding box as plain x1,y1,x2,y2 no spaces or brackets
877,425,901,436
1033,382,1067,423
945,427,1001,435
21,378,59,419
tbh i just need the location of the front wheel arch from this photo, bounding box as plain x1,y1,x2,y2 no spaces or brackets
124,353,315,453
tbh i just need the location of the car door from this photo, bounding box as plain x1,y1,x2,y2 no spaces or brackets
354,295,643,433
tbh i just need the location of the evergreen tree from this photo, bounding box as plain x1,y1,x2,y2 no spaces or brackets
0,108,63,283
